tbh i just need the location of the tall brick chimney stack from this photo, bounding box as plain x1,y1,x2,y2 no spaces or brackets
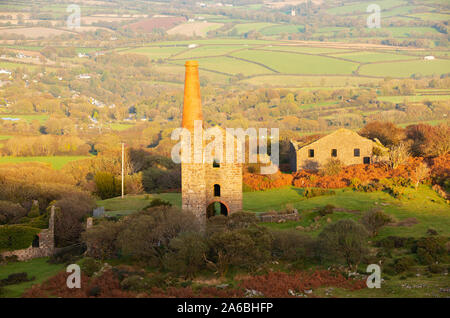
182,60,203,131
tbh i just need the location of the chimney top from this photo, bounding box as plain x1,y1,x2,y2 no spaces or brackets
182,60,203,131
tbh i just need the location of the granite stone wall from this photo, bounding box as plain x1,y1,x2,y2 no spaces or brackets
1,207,55,261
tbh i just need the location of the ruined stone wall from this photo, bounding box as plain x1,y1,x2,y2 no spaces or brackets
1,207,55,261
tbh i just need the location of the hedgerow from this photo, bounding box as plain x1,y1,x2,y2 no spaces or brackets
0,225,41,252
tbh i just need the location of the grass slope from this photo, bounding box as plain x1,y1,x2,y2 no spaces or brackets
0,258,64,298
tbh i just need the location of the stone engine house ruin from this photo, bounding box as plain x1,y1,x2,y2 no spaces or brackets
289,128,386,172
181,61,243,221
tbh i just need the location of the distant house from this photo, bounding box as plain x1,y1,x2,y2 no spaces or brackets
77,74,91,80
0,69,11,75
289,128,387,172
424,56,435,60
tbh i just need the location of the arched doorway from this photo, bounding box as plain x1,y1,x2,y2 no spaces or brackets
206,201,228,218
32,235,40,248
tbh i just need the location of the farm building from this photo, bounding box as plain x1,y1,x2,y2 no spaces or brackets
289,129,387,172
424,56,435,60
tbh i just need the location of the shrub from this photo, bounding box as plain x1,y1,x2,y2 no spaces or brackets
163,232,208,278
317,219,369,271
428,264,445,274
303,188,335,199
360,208,394,237
0,225,41,252
120,275,148,292
318,204,335,216
82,220,124,259
146,198,171,209
320,159,343,176
0,272,34,287
142,167,180,193
54,193,95,247
413,236,447,265
117,207,200,265
393,256,416,274
270,230,316,263
375,236,415,249
207,226,272,275
80,257,102,277
94,171,121,199
0,200,27,225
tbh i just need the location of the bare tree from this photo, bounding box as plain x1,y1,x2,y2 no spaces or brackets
388,142,410,169
413,162,430,189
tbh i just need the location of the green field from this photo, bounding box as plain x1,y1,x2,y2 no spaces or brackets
173,56,273,76
383,27,441,37
231,50,359,74
0,114,49,124
261,45,350,54
260,25,305,36
108,123,136,131
0,135,11,140
327,0,406,14
231,23,277,35
407,12,450,21
359,59,450,77
0,156,90,169
173,45,249,59
331,51,418,63
0,257,64,298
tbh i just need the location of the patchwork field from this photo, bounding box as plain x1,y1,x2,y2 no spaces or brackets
230,49,359,74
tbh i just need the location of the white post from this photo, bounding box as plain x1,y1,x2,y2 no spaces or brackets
121,142,124,199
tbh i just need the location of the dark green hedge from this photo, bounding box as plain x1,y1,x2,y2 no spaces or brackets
0,225,41,252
